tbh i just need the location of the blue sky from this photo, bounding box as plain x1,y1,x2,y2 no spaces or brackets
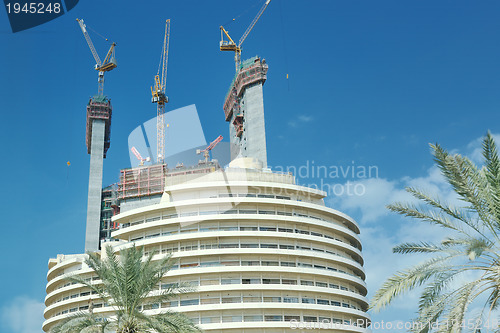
1,0,500,332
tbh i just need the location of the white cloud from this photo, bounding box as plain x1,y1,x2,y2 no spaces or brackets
298,115,313,122
466,132,500,164
1,296,45,333
288,115,314,128
328,177,410,224
326,161,462,328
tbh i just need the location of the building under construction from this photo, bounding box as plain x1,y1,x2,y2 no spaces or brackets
44,4,370,333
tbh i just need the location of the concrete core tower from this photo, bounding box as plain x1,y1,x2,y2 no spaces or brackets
84,95,112,252
224,56,268,167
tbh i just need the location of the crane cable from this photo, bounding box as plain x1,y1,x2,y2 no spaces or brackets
86,24,110,42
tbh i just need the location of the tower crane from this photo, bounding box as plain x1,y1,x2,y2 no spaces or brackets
197,135,223,163
220,0,271,72
76,18,117,96
151,19,170,164
131,147,151,166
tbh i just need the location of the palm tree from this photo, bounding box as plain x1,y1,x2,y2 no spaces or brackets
370,132,500,332
50,245,201,333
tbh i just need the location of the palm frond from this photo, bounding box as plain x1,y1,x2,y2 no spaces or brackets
370,256,455,311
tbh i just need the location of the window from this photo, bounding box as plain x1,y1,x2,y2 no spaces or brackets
303,316,318,322
265,315,283,322
262,278,280,284
242,278,261,284
201,278,219,286
300,280,314,286
201,317,220,324
180,299,199,306
243,296,261,303
283,297,298,303
219,243,238,249
221,278,240,285
201,298,219,305
222,297,240,303
317,299,330,305
241,243,259,248
261,261,279,266
282,279,297,285
222,316,242,323
162,300,178,307
281,261,296,267
316,282,328,288
221,260,239,266
240,226,258,231
244,315,263,322
263,296,281,302
240,209,257,214
162,283,175,290
260,244,278,249
302,298,315,304
278,227,293,233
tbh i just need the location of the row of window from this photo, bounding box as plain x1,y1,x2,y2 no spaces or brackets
120,206,355,236
153,293,363,311
161,276,360,295
159,256,362,281
142,237,358,264
52,273,362,307
53,305,364,328
51,258,363,298
140,223,352,245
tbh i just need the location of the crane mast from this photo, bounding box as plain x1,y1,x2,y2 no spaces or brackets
76,18,117,96
151,19,170,164
220,0,271,71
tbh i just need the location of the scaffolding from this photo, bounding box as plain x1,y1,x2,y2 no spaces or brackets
118,164,167,200
223,56,268,121
86,95,112,157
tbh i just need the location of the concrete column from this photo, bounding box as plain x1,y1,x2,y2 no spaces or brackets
85,119,105,252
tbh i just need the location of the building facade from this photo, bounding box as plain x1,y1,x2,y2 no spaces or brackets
43,158,370,333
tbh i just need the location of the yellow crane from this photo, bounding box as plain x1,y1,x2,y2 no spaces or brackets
220,0,271,72
151,19,170,164
76,18,117,96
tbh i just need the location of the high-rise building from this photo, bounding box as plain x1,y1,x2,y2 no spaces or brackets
224,56,268,167
43,58,370,332
43,160,369,332
85,95,112,252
